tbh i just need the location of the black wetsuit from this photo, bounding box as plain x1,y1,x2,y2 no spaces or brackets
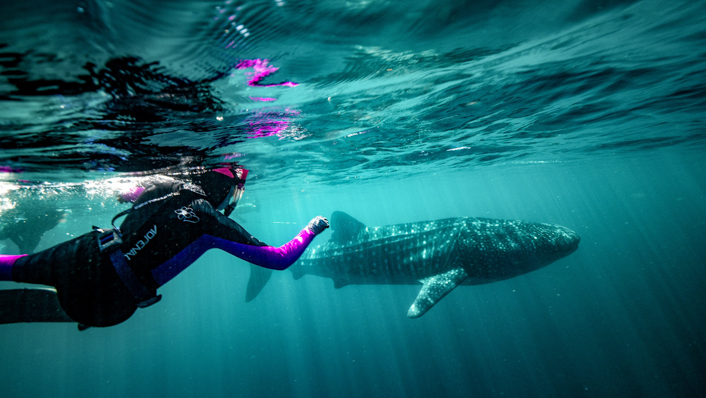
10,180,270,327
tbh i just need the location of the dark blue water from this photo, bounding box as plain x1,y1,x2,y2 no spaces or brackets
1,0,706,397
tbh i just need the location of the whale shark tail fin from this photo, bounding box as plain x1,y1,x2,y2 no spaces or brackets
330,211,366,244
245,265,273,302
408,267,469,318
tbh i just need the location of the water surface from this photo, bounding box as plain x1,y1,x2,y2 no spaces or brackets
1,0,705,397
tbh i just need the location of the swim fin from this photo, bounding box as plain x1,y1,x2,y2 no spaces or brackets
0,288,73,324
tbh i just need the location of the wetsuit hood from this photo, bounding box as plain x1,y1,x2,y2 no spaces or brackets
192,171,235,207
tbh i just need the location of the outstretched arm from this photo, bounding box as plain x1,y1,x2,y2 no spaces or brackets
204,216,328,270
148,203,328,286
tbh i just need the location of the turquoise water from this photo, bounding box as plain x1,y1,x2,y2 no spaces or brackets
1,0,706,396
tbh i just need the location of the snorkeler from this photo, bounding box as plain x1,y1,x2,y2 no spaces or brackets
0,202,66,254
0,167,329,330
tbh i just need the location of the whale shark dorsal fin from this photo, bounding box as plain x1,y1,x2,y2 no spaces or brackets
407,268,469,318
330,211,367,244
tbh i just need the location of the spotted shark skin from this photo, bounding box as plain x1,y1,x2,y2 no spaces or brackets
290,211,580,318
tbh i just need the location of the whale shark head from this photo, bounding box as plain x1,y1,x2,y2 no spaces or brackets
530,223,581,266
551,224,580,253
557,225,581,252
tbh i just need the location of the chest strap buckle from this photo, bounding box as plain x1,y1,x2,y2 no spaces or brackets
95,227,123,253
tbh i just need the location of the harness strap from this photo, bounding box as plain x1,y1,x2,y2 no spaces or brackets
108,249,162,308
95,228,161,308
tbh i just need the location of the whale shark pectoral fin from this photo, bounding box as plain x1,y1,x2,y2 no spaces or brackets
407,268,469,318
245,264,273,302
330,211,367,244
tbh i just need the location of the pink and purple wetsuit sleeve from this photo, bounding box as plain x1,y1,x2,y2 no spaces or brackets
150,227,317,286
209,228,315,270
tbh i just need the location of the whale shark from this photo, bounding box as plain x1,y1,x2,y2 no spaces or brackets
248,211,580,318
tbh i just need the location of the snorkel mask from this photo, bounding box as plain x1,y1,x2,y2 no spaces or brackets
213,167,248,217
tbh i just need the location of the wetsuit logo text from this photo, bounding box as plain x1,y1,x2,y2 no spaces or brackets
124,225,157,261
